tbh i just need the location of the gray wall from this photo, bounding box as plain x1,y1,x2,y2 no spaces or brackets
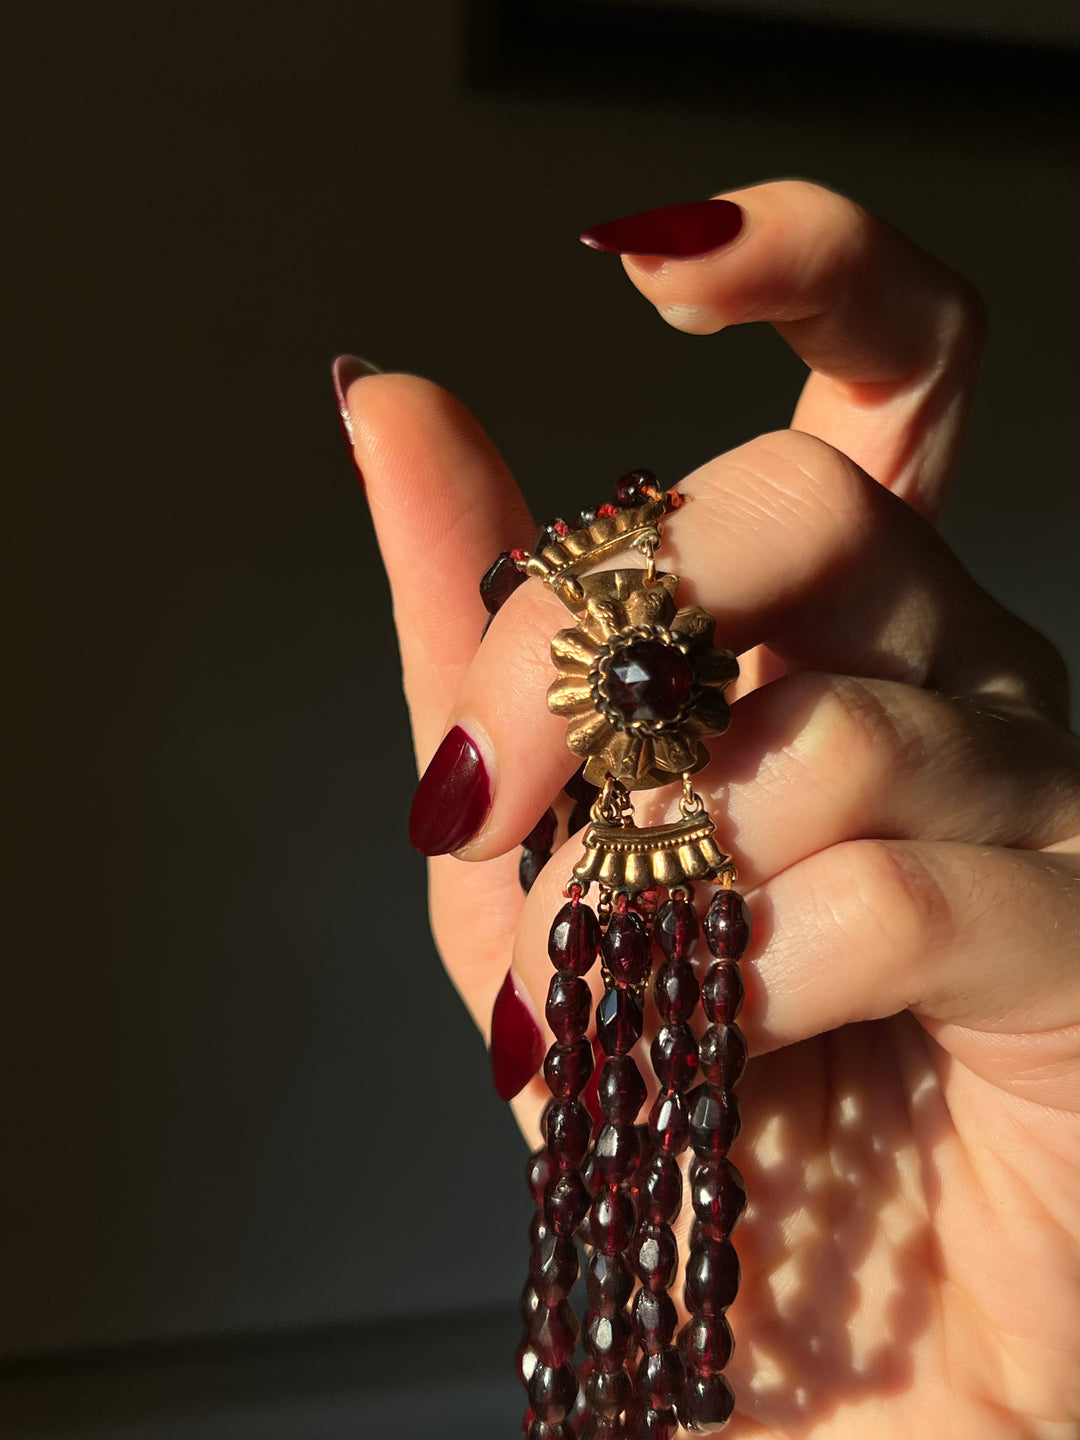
3,0,1077,1431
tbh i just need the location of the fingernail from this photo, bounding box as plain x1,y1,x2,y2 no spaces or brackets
330,354,380,454
491,969,545,1101
409,725,492,856
580,199,744,259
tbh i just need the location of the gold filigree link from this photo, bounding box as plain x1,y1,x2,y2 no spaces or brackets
680,773,706,817
592,775,634,828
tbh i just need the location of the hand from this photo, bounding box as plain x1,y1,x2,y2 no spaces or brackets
335,182,1080,1437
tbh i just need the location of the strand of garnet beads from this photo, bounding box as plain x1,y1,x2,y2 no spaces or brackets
521,888,602,1439
679,882,752,1433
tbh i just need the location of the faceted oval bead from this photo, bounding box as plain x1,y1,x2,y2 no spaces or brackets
654,957,699,1022
635,1407,678,1440
543,1170,590,1235
524,807,558,855
543,1099,592,1168
520,847,549,894
685,1238,740,1316
546,971,592,1042
586,1250,634,1313
527,1148,556,1206
601,910,652,987
584,1364,632,1417
597,984,645,1056
682,1371,735,1431
521,1281,540,1327
651,1023,700,1092
527,1420,573,1440
648,1088,690,1155
703,889,752,961
590,1184,637,1256
690,1157,747,1238
654,895,699,962
592,1121,641,1186
528,1361,579,1424
630,1222,678,1292
613,468,658,508
517,1338,539,1387
688,1085,741,1160
598,1054,648,1124
632,1287,678,1349
548,901,602,975
584,1308,632,1368
640,1152,683,1226
530,1232,579,1304
637,1346,685,1410
700,962,745,1024
528,1212,549,1249
679,1313,734,1376
698,1022,748,1089
480,549,527,615
564,765,598,806
529,1297,580,1367
544,1037,594,1098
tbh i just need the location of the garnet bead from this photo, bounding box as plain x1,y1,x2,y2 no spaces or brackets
544,1038,593,1098
529,1298,580,1366
591,1184,637,1254
632,1288,678,1348
584,1309,633,1369
654,957,699,1022
604,640,695,724
685,1238,740,1316
584,1363,632,1415
528,1421,573,1440
527,1148,556,1205
635,1407,678,1440
598,1054,648,1123
543,1170,590,1234
613,468,658,508
630,1223,678,1291
546,972,592,1042
680,1313,734,1376
638,1347,685,1410
528,1361,579,1424
548,901,602,975
601,910,651,987
544,1099,592,1168
597,985,644,1055
698,1023,748,1089
651,1022,700,1091
524,807,558,854
564,765,598,806
592,1120,641,1185
690,1158,747,1237
640,1152,682,1225
700,962,745,1024
689,1085,741,1159
530,1232,579,1303
648,1088,690,1154
655,894,699,961
682,1371,735,1431
586,1250,634,1312
703,888,752,961
480,550,528,615
520,848,549,893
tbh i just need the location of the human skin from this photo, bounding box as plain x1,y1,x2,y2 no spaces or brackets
336,181,1080,1438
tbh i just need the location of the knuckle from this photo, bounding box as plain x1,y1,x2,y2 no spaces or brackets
841,839,951,997
786,673,913,806
724,429,876,543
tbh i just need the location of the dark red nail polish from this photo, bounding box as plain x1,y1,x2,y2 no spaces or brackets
580,199,744,259
409,725,492,856
491,970,545,1101
330,354,380,488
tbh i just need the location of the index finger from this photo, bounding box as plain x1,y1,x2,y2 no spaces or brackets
581,180,986,521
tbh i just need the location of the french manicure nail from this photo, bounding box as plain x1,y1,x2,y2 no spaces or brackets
330,353,381,446
409,725,492,856
491,969,545,1101
580,199,744,259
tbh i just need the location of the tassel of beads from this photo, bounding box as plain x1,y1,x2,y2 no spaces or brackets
581,895,652,1437
521,890,602,1440
679,884,751,1434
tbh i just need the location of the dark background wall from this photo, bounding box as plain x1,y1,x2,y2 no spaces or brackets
3,2,1078,1435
